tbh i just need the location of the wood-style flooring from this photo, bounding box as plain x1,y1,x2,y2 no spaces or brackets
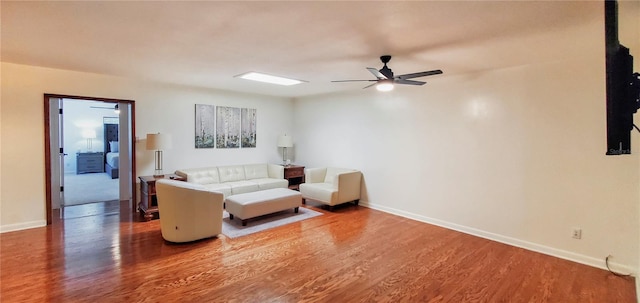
0,200,635,302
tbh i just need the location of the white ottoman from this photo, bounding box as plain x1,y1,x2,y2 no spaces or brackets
225,188,302,226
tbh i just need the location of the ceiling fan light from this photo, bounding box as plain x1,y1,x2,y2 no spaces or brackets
236,72,305,86
376,81,394,92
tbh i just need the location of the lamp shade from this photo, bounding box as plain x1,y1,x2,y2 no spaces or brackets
277,134,293,148
82,129,96,139
146,133,172,150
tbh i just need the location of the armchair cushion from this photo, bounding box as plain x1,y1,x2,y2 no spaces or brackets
305,167,327,183
156,179,224,243
300,182,337,203
324,167,353,184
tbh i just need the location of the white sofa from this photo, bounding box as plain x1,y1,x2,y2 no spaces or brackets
175,163,288,198
156,179,224,243
299,167,362,209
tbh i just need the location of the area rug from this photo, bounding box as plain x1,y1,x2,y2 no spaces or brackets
221,207,322,238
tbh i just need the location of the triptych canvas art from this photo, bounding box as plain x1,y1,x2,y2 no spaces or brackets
195,104,257,149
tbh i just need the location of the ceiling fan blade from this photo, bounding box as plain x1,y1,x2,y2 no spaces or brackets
331,80,377,83
394,79,426,86
367,67,387,80
362,82,378,89
396,69,443,80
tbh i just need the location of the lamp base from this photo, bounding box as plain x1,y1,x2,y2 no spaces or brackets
153,151,164,178
153,168,164,178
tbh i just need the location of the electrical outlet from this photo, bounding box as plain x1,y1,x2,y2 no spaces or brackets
572,228,582,239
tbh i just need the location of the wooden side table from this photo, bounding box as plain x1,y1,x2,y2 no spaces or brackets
138,174,185,221
283,165,305,190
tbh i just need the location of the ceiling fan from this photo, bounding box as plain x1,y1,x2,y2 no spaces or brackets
332,55,443,91
90,104,120,113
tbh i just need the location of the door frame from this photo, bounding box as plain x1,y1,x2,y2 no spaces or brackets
44,94,137,224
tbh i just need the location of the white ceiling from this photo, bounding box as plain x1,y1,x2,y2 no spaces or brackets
1,1,604,98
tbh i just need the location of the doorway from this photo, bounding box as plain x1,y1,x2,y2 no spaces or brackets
44,94,137,225
63,100,119,207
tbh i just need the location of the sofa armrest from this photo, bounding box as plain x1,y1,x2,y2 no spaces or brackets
334,171,362,202
305,167,327,183
267,164,284,179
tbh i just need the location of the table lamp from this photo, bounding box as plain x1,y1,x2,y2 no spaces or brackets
82,129,96,152
277,134,293,166
146,133,172,177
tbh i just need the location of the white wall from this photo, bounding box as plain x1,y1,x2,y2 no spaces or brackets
0,62,293,232
617,0,640,295
294,11,639,272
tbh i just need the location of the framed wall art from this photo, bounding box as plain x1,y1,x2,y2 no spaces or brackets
195,104,215,148
216,106,241,148
241,108,257,148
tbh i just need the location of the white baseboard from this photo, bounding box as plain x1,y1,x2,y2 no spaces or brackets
0,220,46,233
359,201,636,275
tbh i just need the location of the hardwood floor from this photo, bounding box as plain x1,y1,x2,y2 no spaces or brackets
0,201,635,302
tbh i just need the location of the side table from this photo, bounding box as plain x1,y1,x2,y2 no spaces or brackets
283,165,305,190
76,152,104,174
138,174,185,221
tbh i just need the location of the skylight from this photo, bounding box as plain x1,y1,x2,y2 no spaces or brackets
235,72,305,86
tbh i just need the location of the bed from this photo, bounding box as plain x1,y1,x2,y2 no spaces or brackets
104,123,119,179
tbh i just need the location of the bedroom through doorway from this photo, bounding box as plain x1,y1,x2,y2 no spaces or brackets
45,94,136,225
62,99,121,207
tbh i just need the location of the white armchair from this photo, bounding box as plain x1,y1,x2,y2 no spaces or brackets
299,167,362,210
155,179,224,243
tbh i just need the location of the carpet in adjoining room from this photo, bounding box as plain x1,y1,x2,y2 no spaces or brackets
63,173,119,206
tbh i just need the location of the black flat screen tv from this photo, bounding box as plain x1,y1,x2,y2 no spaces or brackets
605,0,640,155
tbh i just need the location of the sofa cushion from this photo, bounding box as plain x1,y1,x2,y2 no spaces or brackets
244,164,269,180
202,183,233,197
252,178,289,190
229,181,260,195
176,167,220,185
218,165,247,183
176,163,288,198
267,164,285,179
